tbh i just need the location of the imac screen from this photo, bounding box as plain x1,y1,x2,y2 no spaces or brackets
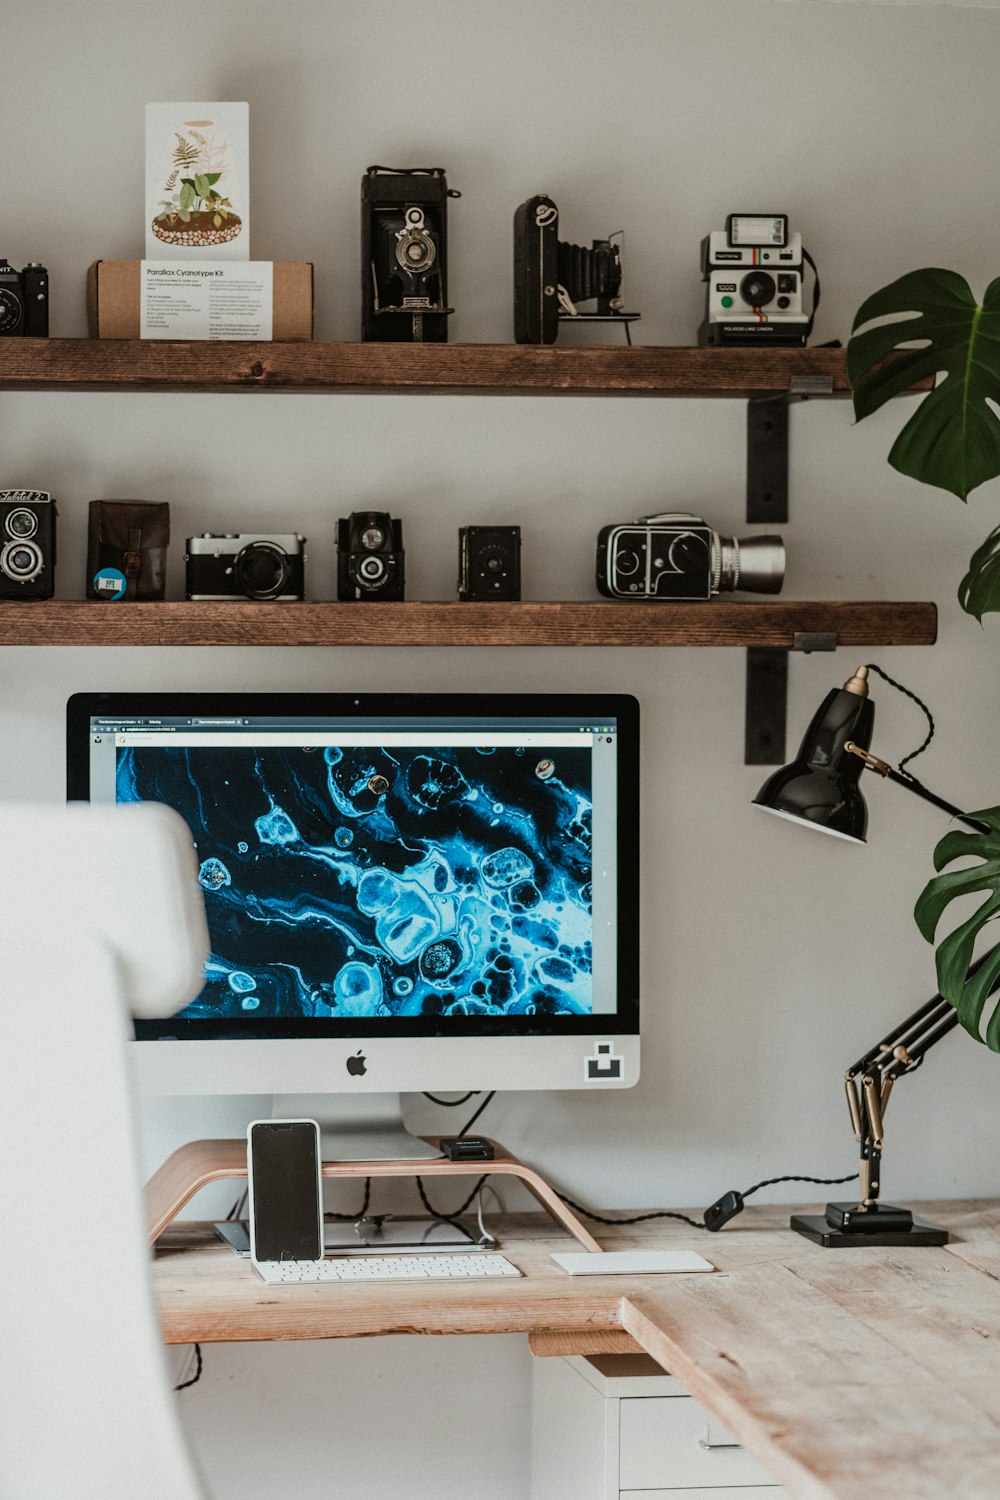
70,695,638,1038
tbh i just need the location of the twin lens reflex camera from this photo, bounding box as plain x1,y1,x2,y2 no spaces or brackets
699,215,811,347
596,514,784,601
337,511,405,601
0,490,56,598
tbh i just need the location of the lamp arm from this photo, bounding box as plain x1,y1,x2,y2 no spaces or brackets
844,743,990,834
843,951,1000,1210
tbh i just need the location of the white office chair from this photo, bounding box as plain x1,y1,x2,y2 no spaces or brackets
0,803,212,1500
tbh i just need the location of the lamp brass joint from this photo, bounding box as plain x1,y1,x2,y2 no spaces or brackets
844,741,892,778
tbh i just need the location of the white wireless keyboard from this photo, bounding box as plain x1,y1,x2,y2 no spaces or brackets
253,1252,522,1284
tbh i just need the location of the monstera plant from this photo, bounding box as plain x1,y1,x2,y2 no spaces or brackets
847,268,1000,619
849,269,1000,1046
916,812,1000,1051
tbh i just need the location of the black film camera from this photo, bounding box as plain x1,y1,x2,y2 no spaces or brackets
0,262,49,337
362,167,459,343
514,195,638,344
337,511,405,601
185,533,306,601
458,526,521,601
596,513,784,601
0,490,56,598
699,215,813,347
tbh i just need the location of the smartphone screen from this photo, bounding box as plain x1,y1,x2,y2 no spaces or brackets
247,1119,322,1262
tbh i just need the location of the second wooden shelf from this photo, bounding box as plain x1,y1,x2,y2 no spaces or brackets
0,599,937,648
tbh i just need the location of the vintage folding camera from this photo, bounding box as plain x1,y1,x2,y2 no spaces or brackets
337,511,404,601
699,215,812,347
596,513,784,601
514,195,638,345
0,489,56,598
362,166,459,343
0,261,49,337
185,533,306,601
458,526,521,601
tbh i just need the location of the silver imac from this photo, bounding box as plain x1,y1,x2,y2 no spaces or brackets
68,691,639,1158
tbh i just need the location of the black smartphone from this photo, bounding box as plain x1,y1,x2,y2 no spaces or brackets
246,1119,323,1263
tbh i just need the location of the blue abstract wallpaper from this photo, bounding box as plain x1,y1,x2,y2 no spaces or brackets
117,742,594,1020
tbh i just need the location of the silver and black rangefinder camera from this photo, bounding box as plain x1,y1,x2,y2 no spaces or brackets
596,514,784,600
185,532,306,601
699,215,811,347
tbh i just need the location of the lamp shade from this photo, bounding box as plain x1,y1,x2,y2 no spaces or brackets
753,671,875,842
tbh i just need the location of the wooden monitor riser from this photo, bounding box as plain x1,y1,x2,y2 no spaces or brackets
145,1136,602,1251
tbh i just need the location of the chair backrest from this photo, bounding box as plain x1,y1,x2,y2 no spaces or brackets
0,803,211,1500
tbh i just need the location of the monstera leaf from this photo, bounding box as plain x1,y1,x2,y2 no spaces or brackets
914,807,1000,1049
958,521,1000,620
848,269,1000,501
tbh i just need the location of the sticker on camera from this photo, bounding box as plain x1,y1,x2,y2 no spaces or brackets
93,567,127,601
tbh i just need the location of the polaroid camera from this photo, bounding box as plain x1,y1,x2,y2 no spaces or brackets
699,214,813,347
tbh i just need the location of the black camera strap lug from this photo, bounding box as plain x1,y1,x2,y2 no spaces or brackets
746,375,834,525
745,631,837,766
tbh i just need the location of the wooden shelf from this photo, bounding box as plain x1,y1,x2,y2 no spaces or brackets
0,338,866,397
0,600,937,648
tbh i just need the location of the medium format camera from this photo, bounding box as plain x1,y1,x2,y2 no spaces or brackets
337,511,405,601
458,526,521,601
596,514,784,601
0,262,49,337
514,195,638,344
699,215,812,347
362,166,459,343
185,533,306,601
0,490,56,598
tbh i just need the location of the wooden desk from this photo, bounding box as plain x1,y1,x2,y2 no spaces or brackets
154,1199,1000,1500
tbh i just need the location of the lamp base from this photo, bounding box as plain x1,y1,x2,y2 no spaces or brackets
791,1204,949,1249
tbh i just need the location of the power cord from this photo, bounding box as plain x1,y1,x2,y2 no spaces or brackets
325,1177,372,1222
422,1091,854,1233
174,1344,203,1392
865,662,935,771
559,1171,856,1233
416,1091,496,1220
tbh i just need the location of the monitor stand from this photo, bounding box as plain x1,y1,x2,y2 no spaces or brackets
273,1091,441,1162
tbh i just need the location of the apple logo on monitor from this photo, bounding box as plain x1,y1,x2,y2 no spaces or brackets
346,1050,367,1077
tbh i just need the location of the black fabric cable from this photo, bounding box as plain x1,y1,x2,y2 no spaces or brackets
559,1171,856,1233
417,1091,497,1220
174,1344,203,1392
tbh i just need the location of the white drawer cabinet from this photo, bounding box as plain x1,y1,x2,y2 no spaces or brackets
531,1354,784,1500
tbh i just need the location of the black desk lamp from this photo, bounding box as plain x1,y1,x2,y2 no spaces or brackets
753,664,992,1247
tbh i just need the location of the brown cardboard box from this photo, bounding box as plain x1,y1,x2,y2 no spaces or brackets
86,260,313,339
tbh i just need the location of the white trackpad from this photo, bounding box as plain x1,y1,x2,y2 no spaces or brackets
550,1250,714,1276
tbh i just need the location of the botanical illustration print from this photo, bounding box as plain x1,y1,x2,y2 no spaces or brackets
116,742,595,1023
152,120,243,248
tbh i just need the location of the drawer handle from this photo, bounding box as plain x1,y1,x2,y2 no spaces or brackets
698,1423,741,1452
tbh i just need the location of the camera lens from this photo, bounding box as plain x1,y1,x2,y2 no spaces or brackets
359,555,386,582
395,229,436,274
739,270,776,308
361,525,385,551
1,538,42,581
6,508,37,539
485,555,503,573
233,541,291,601
0,287,24,334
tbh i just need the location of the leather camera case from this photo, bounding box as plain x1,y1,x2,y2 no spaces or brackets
87,500,169,600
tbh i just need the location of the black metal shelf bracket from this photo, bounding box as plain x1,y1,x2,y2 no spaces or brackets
746,374,834,524
745,631,837,766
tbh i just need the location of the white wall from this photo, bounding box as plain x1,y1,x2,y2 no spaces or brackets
4,2,1000,1495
